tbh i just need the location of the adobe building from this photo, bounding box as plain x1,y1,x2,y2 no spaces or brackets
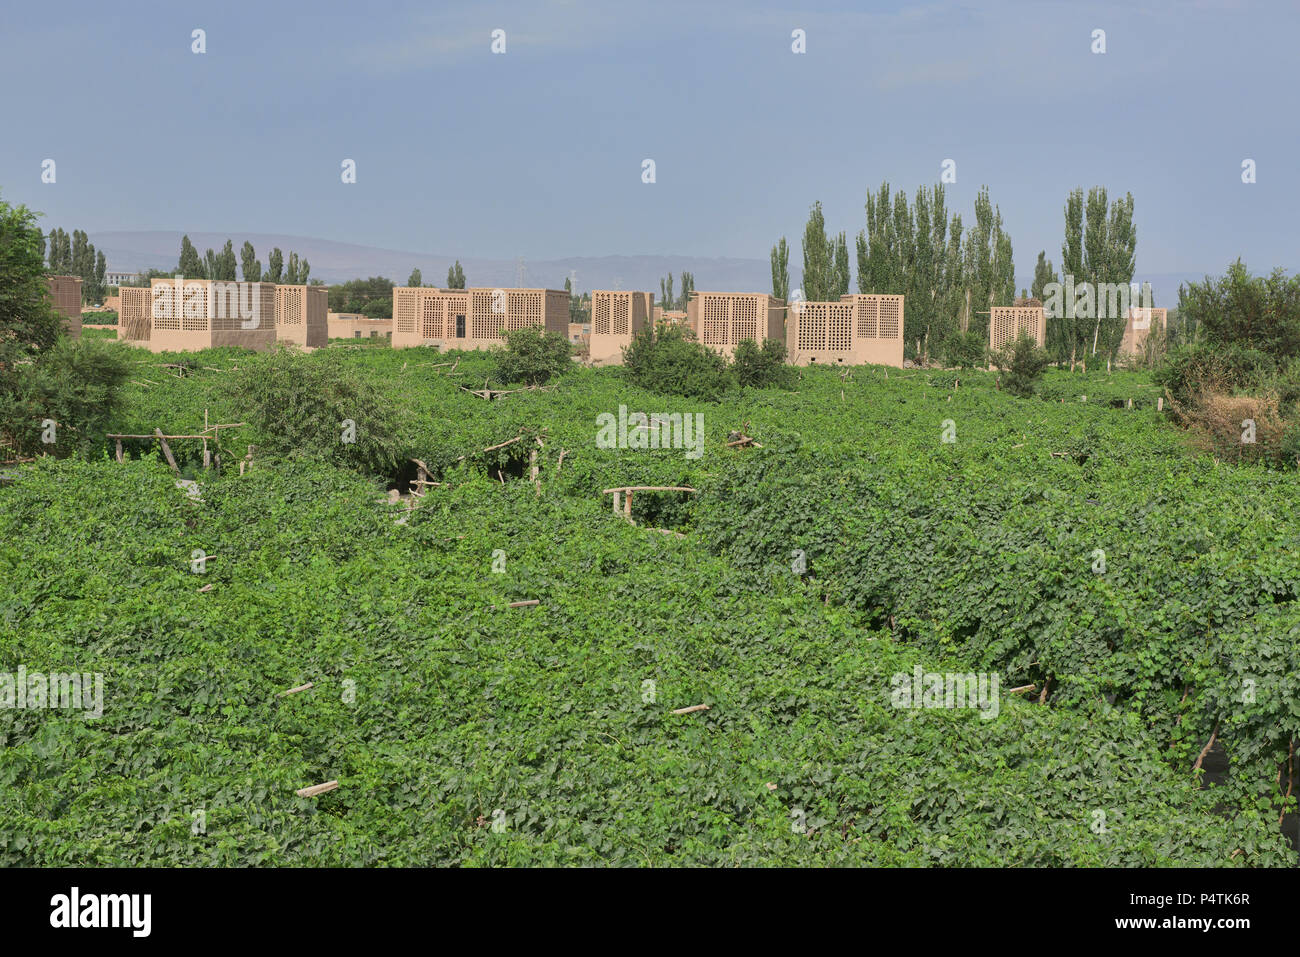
589,290,653,365
147,277,277,352
46,275,82,339
685,292,785,358
328,312,393,340
274,284,329,348
392,287,568,350
787,294,905,367
989,304,1046,351
118,286,152,344
1120,306,1167,357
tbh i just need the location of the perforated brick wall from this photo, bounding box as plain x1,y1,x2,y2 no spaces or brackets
119,286,151,342
989,305,1045,351
686,292,786,358
589,290,652,364
786,294,904,366
392,287,566,350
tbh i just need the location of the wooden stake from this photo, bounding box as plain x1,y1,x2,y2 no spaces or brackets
154,429,180,475
115,438,123,463
671,704,710,715
278,682,314,697
296,781,339,798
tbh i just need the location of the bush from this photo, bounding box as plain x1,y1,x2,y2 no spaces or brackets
492,326,572,386
0,337,132,458
1167,389,1291,465
622,325,733,401
1154,341,1276,406
993,333,1050,397
1179,260,1300,361
224,349,400,474
732,338,792,389
944,330,988,369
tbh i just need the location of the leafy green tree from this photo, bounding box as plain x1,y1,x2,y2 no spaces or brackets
1059,187,1138,362
858,183,897,295
240,242,262,282
732,338,792,388
770,238,789,301
0,194,61,368
329,277,395,314
832,232,850,298
0,194,129,457
224,350,400,475
623,324,732,401
447,261,466,289
676,271,694,311
407,268,422,288
801,201,834,301
961,186,1013,341
266,247,284,283
179,235,204,277
493,326,573,385
216,240,238,282
994,331,1050,397
1031,251,1057,301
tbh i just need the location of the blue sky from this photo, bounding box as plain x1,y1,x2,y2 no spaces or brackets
2,0,1296,281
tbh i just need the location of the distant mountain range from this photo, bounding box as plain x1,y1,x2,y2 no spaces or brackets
88,230,1201,306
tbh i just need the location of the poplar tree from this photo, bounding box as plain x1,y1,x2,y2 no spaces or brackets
801,201,834,301
241,242,262,282
179,235,203,277
770,238,789,302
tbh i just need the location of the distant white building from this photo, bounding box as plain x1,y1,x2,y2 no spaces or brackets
105,271,141,287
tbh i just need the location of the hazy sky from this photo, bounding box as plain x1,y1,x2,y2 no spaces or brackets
2,0,1296,278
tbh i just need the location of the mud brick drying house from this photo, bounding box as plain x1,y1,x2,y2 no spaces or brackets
46,275,82,339
589,290,653,364
144,278,277,353
1119,306,1167,356
786,294,905,367
392,287,568,350
988,304,1047,351
685,291,785,359
273,284,329,348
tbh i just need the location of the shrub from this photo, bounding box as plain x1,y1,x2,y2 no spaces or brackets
492,326,572,386
993,332,1050,397
622,325,733,401
944,330,988,369
1155,342,1276,405
1167,389,1290,465
1179,260,1300,361
224,349,400,474
0,337,132,458
732,338,792,389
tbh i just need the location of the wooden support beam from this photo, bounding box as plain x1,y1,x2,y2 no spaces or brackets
296,781,339,798
154,429,180,475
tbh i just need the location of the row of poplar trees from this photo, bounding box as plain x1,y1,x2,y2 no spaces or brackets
773,184,1139,364
1030,187,1138,365
42,228,107,304
174,235,312,285
772,184,1015,361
